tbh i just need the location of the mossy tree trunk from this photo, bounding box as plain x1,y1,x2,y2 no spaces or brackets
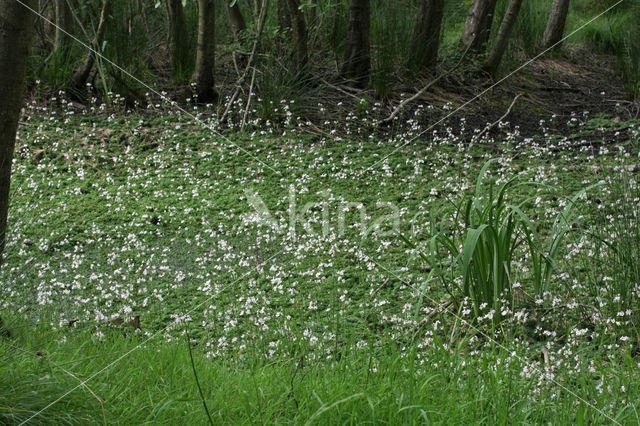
409,0,444,71
340,0,370,87
192,0,218,103
166,0,190,78
0,0,36,336
277,0,292,34
309,0,317,27
53,0,73,57
286,0,308,71
460,0,497,53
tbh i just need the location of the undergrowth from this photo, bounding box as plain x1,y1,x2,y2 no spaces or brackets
0,97,639,422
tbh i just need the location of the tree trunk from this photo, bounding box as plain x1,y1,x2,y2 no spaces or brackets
0,0,35,263
409,0,444,71
309,0,317,27
224,0,247,37
166,0,189,78
277,0,291,33
460,0,497,53
224,0,247,68
53,0,73,56
192,0,218,103
485,0,523,72
340,0,370,87
286,0,308,70
70,0,111,93
542,0,571,49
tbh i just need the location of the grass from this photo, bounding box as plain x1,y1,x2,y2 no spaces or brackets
370,0,415,97
0,96,639,423
570,0,640,98
3,314,639,424
582,160,640,329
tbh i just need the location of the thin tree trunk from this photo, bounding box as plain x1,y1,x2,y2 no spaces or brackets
485,0,523,72
192,0,218,103
277,0,291,33
460,0,497,53
224,0,248,68
53,0,73,56
225,0,247,36
167,0,189,77
309,0,317,27
0,0,36,263
70,0,111,92
542,0,570,49
340,0,370,87
409,0,444,70
286,0,308,70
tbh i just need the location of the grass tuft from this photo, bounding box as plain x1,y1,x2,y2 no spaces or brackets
404,159,600,320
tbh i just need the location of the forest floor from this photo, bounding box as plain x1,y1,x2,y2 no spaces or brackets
1,48,640,424
207,45,639,143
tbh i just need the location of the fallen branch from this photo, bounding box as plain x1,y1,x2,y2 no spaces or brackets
379,44,471,125
403,298,454,337
302,122,335,139
317,77,363,100
474,92,523,141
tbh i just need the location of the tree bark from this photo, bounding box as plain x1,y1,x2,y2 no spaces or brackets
53,0,73,57
166,0,189,77
70,0,111,93
460,0,497,53
0,0,36,262
224,0,247,37
192,0,218,103
485,0,523,72
340,0,370,87
542,0,571,49
409,0,444,71
277,0,291,33
224,0,248,68
286,0,308,70
309,0,317,27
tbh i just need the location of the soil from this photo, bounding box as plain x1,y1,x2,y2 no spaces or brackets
258,45,640,145
37,45,640,146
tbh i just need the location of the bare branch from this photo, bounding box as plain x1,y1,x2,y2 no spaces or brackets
379,44,471,125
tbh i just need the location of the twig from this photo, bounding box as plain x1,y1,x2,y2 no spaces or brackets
379,44,472,124
220,0,269,123
404,298,453,337
475,92,523,141
254,247,264,275
0,340,107,425
287,354,305,410
540,346,551,372
317,77,363,100
185,330,213,425
241,67,257,130
302,122,333,139
371,278,390,296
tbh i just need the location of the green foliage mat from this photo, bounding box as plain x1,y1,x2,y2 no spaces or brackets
1,105,639,423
